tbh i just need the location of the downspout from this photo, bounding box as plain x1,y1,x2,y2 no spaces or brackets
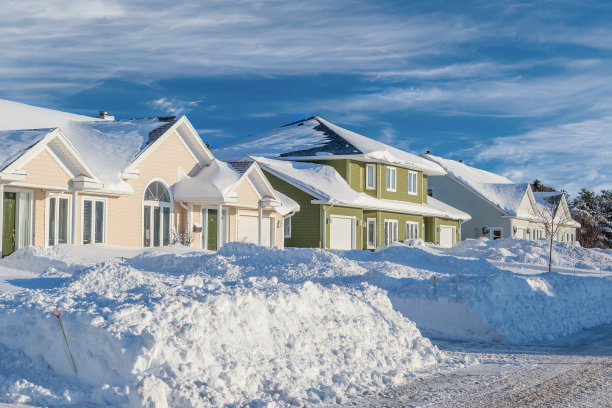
322,202,335,249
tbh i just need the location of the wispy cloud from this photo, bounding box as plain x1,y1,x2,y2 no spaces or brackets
475,117,612,194
149,98,201,115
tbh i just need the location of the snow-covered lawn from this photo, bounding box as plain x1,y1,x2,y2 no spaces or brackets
0,238,611,406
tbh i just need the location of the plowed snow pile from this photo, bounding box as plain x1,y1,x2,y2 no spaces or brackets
0,248,441,407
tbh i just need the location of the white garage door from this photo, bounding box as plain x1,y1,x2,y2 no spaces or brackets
237,215,259,244
330,216,354,250
439,226,456,248
238,215,275,247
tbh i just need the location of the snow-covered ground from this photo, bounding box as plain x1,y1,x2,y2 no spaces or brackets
0,238,611,406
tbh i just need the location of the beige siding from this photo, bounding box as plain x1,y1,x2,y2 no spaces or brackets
22,149,72,187
106,130,201,247
234,178,261,207
33,189,46,246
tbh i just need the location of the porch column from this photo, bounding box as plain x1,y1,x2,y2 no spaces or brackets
216,204,223,250
72,191,78,245
258,205,263,246
0,183,4,256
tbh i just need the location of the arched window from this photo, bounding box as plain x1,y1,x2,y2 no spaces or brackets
143,180,172,247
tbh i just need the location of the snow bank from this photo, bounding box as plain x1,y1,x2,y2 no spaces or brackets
450,238,612,271
0,248,441,407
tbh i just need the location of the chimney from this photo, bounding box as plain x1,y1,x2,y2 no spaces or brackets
425,150,430,155
96,111,115,120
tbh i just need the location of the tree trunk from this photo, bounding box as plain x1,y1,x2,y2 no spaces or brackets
549,236,553,273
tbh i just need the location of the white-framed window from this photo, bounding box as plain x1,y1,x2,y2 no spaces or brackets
47,194,72,247
386,167,396,192
366,164,376,190
143,180,172,247
533,229,544,239
406,221,419,240
284,216,292,238
82,197,106,244
384,219,398,245
490,227,503,240
408,171,418,195
366,218,376,249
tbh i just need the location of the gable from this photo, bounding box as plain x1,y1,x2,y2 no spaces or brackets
21,147,72,187
136,130,201,185
234,177,262,207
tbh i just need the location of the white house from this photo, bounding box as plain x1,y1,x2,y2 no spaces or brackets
421,153,580,243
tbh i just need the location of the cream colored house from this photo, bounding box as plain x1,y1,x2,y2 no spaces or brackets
0,99,295,257
421,153,579,243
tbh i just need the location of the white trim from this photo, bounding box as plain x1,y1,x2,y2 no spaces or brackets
366,218,376,249
406,220,419,240
45,192,73,247
43,145,76,179
386,166,397,192
3,187,34,253
383,218,399,245
366,164,376,190
201,206,229,250
284,215,292,238
125,116,213,174
408,171,418,196
81,196,108,245
142,179,173,248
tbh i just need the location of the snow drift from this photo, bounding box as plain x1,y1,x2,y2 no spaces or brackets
0,250,441,407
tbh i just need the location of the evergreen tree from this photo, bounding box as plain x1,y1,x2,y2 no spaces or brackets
531,179,557,192
599,189,612,247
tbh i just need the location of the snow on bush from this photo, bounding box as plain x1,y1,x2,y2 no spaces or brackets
0,255,441,407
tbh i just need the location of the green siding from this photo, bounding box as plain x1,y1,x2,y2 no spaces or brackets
349,160,364,192
262,171,322,248
380,165,424,204
423,174,428,200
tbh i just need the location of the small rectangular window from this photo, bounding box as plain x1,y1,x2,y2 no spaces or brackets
47,195,71,247
83,200,92,244
408,171,418,195
406,221,419,240
366,218,376,249
366,164,376,190
95,201,104,244
83,199,106,245
386,167,396,191
284,216,292,238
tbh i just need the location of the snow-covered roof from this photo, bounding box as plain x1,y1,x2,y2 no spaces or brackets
533,192,581,228
60,118,179,193
0,99,102,131
214,116,445,175
252,157,467,220
422,154,529,216
275,190,300,216
173,159,242,201
0,98,187,193
426,196,471,221
0,129,53,172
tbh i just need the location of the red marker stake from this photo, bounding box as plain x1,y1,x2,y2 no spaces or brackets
52,309,77,374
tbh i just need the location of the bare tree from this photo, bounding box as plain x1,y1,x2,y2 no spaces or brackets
530,193,575,273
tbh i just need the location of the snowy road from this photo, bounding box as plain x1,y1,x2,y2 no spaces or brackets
344,325,612,407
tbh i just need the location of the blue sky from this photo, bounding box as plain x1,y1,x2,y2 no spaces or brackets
1,0,611,195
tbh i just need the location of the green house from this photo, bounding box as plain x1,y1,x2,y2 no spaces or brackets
214,117,470,249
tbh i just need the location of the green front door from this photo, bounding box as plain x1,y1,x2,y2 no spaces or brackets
2,192,16,257
207,209,218,250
